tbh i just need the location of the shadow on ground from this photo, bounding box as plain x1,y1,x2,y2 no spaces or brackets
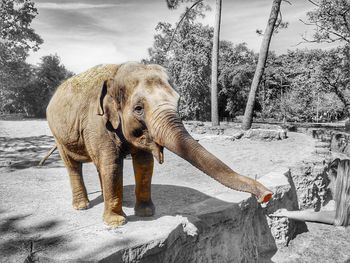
0,136,62,171
0,210,75,262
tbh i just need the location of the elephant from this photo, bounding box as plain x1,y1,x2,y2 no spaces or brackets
46,62,273,228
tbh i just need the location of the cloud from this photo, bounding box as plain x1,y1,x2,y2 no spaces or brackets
27,40,130,73
29,0,186,72
36,2,121,10
33,8,123,38
28,0,339,73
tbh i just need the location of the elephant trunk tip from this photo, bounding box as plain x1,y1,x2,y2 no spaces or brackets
257,190,273,204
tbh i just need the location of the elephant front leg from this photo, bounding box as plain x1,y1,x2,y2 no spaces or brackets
132,150,155,217
100,160,126,228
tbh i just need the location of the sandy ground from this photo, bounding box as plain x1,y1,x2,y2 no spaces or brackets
1,120,349,262
272,222,350,262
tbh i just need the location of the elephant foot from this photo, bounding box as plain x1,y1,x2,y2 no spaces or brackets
72,199,90,210
134,200,155,217
103,212,127,228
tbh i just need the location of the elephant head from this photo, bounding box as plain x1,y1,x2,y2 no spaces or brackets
97,62,273,203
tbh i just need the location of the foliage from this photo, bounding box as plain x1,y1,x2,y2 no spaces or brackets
0,0,43,101
0,55,73,117
305,0,350,44
162,0,348,124
260,48,345,122
316,45,350,109
305,0,350,118
146,9,348,123
0,0,43,61
146,17,261,120
0,60,33,114
0,0,73,117
218,42,256,117
0,0,50,117
2,0,347,123
25,55,74,117
146,9,213,120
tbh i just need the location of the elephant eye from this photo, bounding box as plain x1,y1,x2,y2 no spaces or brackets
134,105,144,115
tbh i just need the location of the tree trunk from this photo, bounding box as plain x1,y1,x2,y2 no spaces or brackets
242,0,282,130
262,78,266,121
331,84,350,131
333,85,350,115
211,0,222,126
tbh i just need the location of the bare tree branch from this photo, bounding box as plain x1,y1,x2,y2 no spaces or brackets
299,18,350,43
274,10,284,33
306,0,320,7
165,0,204,52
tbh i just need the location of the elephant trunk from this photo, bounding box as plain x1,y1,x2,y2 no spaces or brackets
151,109,273,203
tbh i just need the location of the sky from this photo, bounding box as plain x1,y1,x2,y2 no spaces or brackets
27,0,338,74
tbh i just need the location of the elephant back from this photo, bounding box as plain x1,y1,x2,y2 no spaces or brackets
60,64,119,95
46,64,120,143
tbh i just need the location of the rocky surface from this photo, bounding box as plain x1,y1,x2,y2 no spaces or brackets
289,159,332,211
272,222,350,263
243,128,287,141
330,131,350,157
184,122,225,135
258,168,305,248
185,122,287,141
307,128,350,158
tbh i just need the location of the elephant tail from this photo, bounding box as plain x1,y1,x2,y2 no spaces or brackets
38,145,57,166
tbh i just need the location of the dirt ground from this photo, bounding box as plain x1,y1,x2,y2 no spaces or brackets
1,120,350,262
0,120,315,177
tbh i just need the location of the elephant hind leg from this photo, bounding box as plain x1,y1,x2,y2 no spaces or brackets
57,144,89,210
131,150,155,217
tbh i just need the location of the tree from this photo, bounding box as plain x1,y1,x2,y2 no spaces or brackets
0,54,73,116
316,45,350,117
0,0,43,115
304,0,350,124
26,55,73,117
147,19,213,120
259,48,345,123
164,0,221,125
242,0,282,130
218,42,256,118
304,0,350,44
0,61,33,114
147,18,261,121
211,0,222,126
0,0,43,61
147,5,213,120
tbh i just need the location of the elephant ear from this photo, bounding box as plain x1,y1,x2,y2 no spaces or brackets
97,79,120,129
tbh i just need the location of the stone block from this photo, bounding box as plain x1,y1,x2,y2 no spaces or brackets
289,160,332,211
224,129,244,140
243,128,287,141
258,168,301,247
